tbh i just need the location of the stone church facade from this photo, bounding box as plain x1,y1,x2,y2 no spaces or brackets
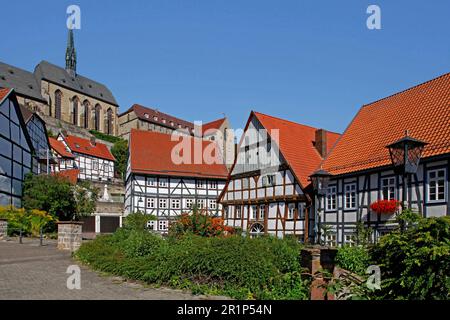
0,29,119,136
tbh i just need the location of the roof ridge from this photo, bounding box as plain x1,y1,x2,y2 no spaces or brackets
361,71,450,109
253,110,341,135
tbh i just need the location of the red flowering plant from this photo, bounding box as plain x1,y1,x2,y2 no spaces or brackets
169,205,234,237
370,199,401,214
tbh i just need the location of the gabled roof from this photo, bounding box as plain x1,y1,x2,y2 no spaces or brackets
252,112,340,188
34,60,118,106
0,87,10,102
322,72,450,176
129,129,228,179
49,137,75,158
201,118,226,135
120,104,195,133
63,135,115,161
18,105,34,123
0,62,45,102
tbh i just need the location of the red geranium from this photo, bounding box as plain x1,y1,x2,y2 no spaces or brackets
370,199,401,214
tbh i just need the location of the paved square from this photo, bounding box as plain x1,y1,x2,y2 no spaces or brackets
0,238,227,300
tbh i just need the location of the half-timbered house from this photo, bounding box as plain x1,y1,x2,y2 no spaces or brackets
125,129,228,233
218,111,340,240
0,89,34,207
56,134,115,182
48,137,76,172
318,72,450,246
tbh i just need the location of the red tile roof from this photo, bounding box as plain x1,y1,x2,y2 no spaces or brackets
129,129,228,179
201,118,226,135
0,88,11,102
322,72,450,176
63,135,115,161
252,112,340,188
122,104,195,133
52,169,79,184
49,137,75,158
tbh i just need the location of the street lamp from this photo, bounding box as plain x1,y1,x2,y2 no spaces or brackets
310,168,332,244
386,130,427,210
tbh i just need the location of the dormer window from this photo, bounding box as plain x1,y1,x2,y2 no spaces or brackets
170,121,174,126
144,113,149,119
28,85,33,89
162,119,166,124
153,116,158,121
75,143,80,148
88,84,92,88
8,69,14,74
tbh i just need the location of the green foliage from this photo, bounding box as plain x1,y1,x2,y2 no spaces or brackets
0,206,56,236
370,215,450,300
355,221,373,246
122,211,156,231
89,130,122,144
335,245,371,276
76,229,309,300
22,174,98,221
111,139,128,179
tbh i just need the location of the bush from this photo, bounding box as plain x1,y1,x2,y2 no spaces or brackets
76,229,309,300
111,139,128,179
335,245,370,275
370,215,450,300
89,130,122,144
122,211,156,231
0,206,56,236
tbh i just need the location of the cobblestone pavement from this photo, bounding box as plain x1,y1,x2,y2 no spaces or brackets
0,238,227,300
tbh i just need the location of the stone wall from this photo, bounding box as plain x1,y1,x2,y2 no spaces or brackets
57,222,83,251
0,219,7,239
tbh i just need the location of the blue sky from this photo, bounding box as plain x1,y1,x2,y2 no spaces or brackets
1,0,449,133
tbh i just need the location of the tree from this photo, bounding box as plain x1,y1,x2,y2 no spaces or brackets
22,174,98,221
111,139,128,179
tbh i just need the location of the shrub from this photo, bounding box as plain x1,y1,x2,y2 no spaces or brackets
0,206,56,236
335,245,370,275
370,215,450,300
169,206,234,238
75,229,309,300
111,139,128,179
122,211,156,231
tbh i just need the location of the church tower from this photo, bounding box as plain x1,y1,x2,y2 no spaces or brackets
65,28,77,76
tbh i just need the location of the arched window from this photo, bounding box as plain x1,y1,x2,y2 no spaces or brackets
94,104,101,131
83,100,90,129
106,108,113,135
249,223,264,238
55,90,62,120
72,96,79,125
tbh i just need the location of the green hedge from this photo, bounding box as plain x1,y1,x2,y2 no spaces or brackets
76,229,309,300
335,245,370,276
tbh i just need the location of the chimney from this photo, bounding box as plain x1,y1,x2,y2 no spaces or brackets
90,136,96,146
315,129,327,158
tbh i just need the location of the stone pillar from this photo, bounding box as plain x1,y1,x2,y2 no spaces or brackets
0,218,8,240
301,247,338,300
57,221,83,251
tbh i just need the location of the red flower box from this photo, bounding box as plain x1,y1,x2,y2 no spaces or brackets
370,199,401,214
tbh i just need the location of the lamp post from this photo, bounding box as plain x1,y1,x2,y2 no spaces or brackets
385,130,427,212
310,169,332,244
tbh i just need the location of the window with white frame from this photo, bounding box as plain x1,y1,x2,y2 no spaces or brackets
185,198,194,209
326,185,337,211
92,159,99,171
147,177,156,186
209,181,217,189
242,178,249,189
251,205,257,219
159,198,167,209
325,234,337,247
297,203,305,219
224,206,229,219
196,180,204,188
344,234,356,247
209,199,217,209
381,177,396,200
259,204,265,219
171,198,181,209
158,220,168,231
146,220,155,230
197,199,205,209
158,178,167,187
344,183,357,209
262,174,275,187
288,203,295,220
146,197,156,208
428,168,446,202
236,206,241,219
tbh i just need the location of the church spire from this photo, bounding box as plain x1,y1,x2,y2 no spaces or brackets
65,27,77,75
